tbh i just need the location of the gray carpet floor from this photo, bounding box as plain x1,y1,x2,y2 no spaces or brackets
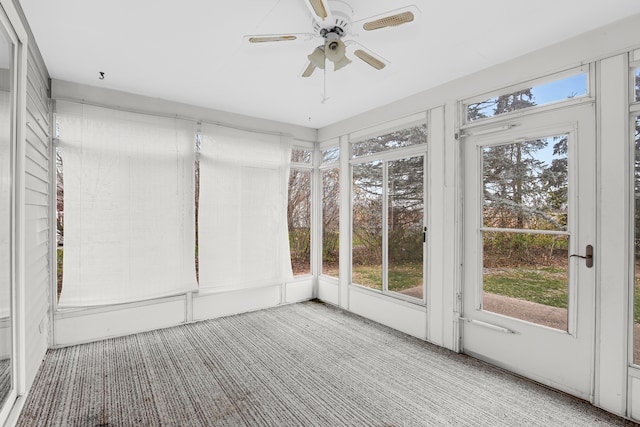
17,301,638,426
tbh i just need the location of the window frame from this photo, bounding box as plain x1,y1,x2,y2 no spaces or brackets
318,139,340,280
461,66,591,127
288,141,314,279
348,120,428,306
629,49,640,367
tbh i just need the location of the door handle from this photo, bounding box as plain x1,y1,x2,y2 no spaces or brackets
570,244,593,268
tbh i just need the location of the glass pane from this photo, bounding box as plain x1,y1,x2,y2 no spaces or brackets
483,231,569,331
467,73,587,121
634,116,640,364
56,146,64,298
388,156,424,299
352,161,383,290
352,124,427,158
321,147,340,164
288,169,311,275
0,25,11,405
635,68,640,103
322,168,339,278
291,148,312,163
483,135,568,231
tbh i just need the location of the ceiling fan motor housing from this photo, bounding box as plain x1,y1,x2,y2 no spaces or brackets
312,0,353,36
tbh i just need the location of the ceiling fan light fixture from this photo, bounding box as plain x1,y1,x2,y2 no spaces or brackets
332,55,351,71
308,46,326,69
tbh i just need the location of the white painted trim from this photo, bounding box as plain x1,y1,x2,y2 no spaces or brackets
349,143,428,165
338,135,351,309
318,138,339,150
349,287,427,340
317,279,339,306
596,54,630,416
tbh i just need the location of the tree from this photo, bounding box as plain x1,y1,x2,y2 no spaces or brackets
288,149,312,274
56,148,64,246
352,124,427,265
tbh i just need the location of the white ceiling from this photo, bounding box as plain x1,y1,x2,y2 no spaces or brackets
18,0,640,128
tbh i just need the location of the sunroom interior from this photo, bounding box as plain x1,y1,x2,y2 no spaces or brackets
3,0,640,424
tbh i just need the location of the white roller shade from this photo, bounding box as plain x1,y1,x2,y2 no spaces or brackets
198,124,293,290
57,102,198,307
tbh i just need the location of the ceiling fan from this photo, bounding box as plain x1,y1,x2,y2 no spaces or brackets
245,0,419,78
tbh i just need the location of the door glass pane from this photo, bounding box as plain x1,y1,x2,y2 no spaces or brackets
288,169,311,275
481,135,569,330
483,137,568,231
352,161,383,290
322,168,339,278
388,156,424,299
0,24,12,405
483,232,569,330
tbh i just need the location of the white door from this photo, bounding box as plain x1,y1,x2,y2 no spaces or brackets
462,103,595,399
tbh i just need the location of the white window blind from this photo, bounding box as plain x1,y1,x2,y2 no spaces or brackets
57,102,198,307
198,123,293,291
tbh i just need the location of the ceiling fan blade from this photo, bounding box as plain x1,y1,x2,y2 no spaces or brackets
354,49,385,70
248,35,298,43
303,0,334,25
302,62,316,78
353,6,419,32
344,40,389,71
244,33,317,44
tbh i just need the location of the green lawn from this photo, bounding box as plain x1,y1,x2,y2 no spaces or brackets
352,263,422,292
483,267,568,309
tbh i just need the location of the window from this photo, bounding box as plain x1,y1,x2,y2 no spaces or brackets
291,147,312,164
352,124,427,158
634,115,640,364
635,68,640,102
466,71,588,122
352,160,383,290
288,146,313,276
55,145,63,299
321,146,339,278
351,123,427,301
